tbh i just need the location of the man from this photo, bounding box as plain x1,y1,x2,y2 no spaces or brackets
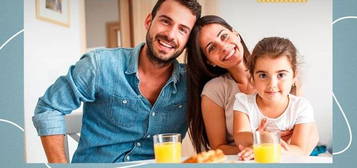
32,0,201,163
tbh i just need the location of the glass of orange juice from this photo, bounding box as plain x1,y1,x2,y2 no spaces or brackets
253,131,281,163
153,133,182,163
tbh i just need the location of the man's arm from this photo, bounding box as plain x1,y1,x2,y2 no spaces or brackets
40,135,68,163
33,53,98,163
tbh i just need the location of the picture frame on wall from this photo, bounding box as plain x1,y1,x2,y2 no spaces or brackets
36,0,70,27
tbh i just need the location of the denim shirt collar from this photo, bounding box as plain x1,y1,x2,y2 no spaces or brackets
125,42,184,84
125,43,143,75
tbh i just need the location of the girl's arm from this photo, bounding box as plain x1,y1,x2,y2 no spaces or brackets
284,123,319,155
233,110,255,160
233,111,253,147
201,96,238,154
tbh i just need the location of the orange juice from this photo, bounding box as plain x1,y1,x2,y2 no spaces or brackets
154,142,182,163
253,143,281,163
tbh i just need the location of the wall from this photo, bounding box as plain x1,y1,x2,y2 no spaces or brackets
218,0,332,147
85,0,118,48
24,0,84,163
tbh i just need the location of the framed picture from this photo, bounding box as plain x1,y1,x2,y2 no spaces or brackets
36,0,70,27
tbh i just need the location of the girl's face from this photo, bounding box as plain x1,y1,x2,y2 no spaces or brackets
252,55,296,103
198,24,244,69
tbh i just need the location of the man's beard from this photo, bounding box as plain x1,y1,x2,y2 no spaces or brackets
146,31,183,66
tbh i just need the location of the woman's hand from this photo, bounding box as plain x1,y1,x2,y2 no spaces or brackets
237,145,254,161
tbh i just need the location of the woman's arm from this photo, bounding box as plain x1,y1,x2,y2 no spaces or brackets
201,96,238,154
283,123,319,155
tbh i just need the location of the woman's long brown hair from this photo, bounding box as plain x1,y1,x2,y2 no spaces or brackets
185,15,250,153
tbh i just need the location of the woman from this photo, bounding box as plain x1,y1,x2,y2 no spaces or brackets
186,15,296,155
186,15,255,154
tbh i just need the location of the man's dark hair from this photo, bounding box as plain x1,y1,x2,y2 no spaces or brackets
151,0,202,20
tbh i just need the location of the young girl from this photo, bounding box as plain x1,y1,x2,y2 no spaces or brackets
233,37,319,160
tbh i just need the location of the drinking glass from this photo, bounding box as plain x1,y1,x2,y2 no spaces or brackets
153,133,182,163
253,131,281,163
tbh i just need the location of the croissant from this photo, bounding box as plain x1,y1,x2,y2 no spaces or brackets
183,149,227,163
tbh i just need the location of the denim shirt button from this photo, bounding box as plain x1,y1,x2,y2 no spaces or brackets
146,134,151,138
122,100,128,104
178,105,183,108
152,112,156,116
136,142,141,146
126,156,130,161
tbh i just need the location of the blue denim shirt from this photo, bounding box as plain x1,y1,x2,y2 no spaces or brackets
32,43,188,163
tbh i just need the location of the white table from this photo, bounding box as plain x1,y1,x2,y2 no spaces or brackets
225,155,332,163
121,155,332,167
